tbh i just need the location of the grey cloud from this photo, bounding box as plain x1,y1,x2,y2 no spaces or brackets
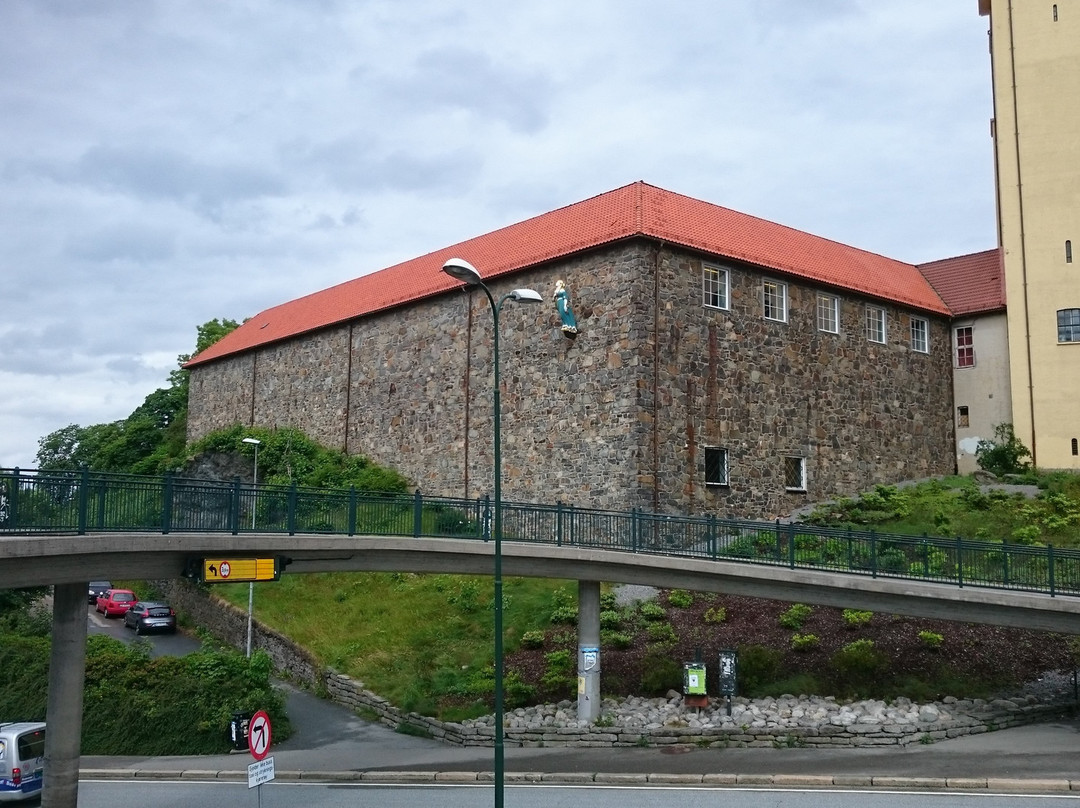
371,46,553,134
64,224,176,263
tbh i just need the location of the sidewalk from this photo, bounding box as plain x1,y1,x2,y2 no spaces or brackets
78,684,1080,792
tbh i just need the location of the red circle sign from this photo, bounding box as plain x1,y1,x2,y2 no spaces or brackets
248,710,272,760
219,561,232,579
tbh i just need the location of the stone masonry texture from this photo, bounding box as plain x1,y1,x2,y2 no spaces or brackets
187,240,955,519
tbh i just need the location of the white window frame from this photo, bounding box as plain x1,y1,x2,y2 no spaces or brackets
763,279,788,323
910,316,929,353
702,264,729,310
783,456,807,492
816,293,839,334
866,306,887,344
954,326,975,368
704,447,729,487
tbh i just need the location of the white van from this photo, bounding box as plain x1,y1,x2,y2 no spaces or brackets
0,723,45,803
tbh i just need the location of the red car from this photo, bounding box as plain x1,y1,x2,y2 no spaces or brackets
95,589,137,618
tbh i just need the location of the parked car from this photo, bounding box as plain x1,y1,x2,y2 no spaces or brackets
123,601,176,635
95,589,137,618
87,581,112,604
0,722,45,803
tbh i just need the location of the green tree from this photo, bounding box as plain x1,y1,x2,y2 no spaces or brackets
976,423,1033,477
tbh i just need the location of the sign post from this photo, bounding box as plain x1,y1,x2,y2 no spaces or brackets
246,710,274,804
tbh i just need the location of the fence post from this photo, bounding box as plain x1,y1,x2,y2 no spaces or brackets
413,489,423,538
556,501,563,547
77,466,90,535
846,527,854,570
348,487,357,536
956,536,963,588
1002,535,1010,587
7,468,18,530
287,483,298,536
787,523,796,569
632,508,639,552
482,495,491,542
1048,544,1056,597
921,534,929,578
230,478,241,535
870,531,877,578
162,472,173,534
94,478,106,530
708,514,717,560
775,520,782,561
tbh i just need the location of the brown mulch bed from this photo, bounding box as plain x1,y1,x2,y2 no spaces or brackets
505,590,1074,704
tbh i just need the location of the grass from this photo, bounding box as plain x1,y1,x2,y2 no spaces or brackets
213,571,570,719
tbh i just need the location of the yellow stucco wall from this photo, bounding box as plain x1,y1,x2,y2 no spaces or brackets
985,0,1080,469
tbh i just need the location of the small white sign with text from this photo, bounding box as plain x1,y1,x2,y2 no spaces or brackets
248,755,275,789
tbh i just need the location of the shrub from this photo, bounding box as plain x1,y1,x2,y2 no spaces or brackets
599,610,621,630
779,603,812,630
703,606,728,624
602,631,633,649
600,590,618,611
667,589,693,608
841,609,873,628
540,649,575,693
976,423,1033,477
918,630,944,650
550,605,578,624
791,633,820,652
639,601,667,621
646,622,678,645
736,644,783,696
640,649,682,694
830,639,886,695
520,630,546,649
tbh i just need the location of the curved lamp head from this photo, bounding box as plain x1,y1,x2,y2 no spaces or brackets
509,289,543,303
241,437,261,446
441,257,482,286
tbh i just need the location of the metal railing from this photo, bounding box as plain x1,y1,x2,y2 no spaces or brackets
3,466,1079,598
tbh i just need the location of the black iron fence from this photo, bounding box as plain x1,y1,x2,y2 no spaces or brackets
3,467,1079,598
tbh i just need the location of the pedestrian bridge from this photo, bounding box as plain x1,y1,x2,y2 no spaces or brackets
3,467,1080,633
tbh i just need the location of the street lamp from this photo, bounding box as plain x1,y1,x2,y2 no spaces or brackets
441,257,541,808
241,436,261,658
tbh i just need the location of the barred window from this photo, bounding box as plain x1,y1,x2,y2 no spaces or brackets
783,456,806,491
816,293,839,334
705,447,729,486
763,280,788,322
910,317,929,353
866,306,887,344
703,264,729,310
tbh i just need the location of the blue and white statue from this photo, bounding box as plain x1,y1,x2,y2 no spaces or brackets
553,280,578,337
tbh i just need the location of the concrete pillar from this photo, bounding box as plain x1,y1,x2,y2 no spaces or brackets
42,583,87,808
576,580,601,722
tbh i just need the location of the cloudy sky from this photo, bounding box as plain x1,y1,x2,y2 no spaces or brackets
0,1,995,469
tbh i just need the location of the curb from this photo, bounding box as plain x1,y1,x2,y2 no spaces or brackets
78,769,1080,792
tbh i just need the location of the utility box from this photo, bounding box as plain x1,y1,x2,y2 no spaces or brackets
718,649,738,697
228,712,250,750
683,662,707,696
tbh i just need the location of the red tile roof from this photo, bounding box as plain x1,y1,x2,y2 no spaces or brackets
187,181,952,367
917,248,1005,317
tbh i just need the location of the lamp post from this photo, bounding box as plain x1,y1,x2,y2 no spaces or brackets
441,257,541,808
241,436,261,658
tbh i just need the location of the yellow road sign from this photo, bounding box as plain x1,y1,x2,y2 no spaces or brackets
202,558,278,583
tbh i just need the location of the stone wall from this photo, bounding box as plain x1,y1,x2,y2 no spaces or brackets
187,240,954,519
155,578,1074,751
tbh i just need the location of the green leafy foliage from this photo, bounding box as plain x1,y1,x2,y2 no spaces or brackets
976,423,1033,477
703,606,728,624
639,648,682,694
638,600,666,621
841,609,873,628
667,590,693,608
520,630,546,649
779,603,812,630
918,631,944,650
830,639,886,696
735,644,783,696
791,633,820,651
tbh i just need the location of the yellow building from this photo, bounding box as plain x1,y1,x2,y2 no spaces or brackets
980,0,1080,469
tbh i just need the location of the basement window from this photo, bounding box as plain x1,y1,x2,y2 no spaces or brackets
783,456,806,492
958,406,970,428
705,447,729,486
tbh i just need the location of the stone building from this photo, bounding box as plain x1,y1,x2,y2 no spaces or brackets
186,182,957,519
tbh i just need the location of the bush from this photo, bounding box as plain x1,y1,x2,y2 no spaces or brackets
736,644,783,696
645,622,677,645
976,423,1033,477
640,650,682,694
703,606,728,624
841,609,872,628
520,630,546,649
667,590,693,608
540,649,575,694
550,605,578,624
830,639,886,696
779,603,812,630
599,610,622,630
639,601,666,621
918,630,944,650
791,633,820,652
602,631,633,649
